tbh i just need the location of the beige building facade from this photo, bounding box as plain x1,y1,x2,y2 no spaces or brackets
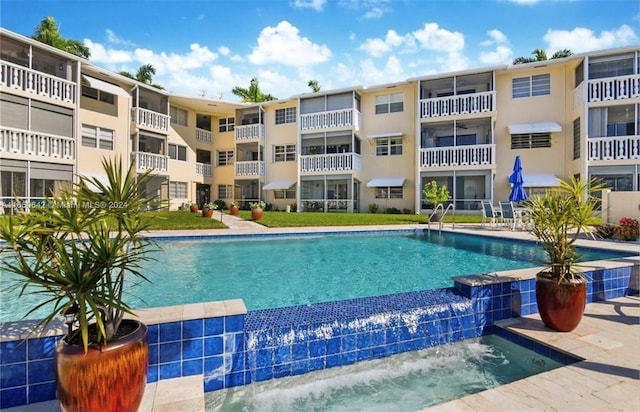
1,28,638,220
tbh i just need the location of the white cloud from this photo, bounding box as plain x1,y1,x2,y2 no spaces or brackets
363,7,384,19
104,29,135,47
479,29,512,64
218,46,230,56
412,23,464,53
84,39,132,64
359,30,413,57
543,25,638,53
292,0,326,11
247,21,332,67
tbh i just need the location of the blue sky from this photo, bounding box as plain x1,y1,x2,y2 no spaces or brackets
1,0,638,102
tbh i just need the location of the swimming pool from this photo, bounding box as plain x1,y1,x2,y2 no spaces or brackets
0,229,626,322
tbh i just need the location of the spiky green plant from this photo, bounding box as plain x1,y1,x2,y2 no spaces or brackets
525,176,603,281
0,158,159,352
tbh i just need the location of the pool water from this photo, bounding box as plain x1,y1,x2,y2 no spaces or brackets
0,231,625,321
205,334,566,411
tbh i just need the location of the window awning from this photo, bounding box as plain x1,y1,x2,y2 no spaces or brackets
81,173,111,192
509,174,560,188
82,75,130,98
262,180,295,190
366,177,406,187
507,122,562,134
366,132,404,139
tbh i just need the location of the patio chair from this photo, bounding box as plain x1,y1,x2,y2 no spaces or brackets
499,201,517,231
480,200,501,227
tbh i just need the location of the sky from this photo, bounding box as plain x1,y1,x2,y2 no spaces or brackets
1,0,638,102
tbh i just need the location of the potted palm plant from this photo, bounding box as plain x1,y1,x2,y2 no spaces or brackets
250,201,265,220
0,157,158,412
423,180,450,222
525,176,603,332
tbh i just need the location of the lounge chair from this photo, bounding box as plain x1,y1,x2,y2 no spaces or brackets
480,200,501,227
499,201,516,231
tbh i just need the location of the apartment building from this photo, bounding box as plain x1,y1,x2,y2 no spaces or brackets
1,27,638,217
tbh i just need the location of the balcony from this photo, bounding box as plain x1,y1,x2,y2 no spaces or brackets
235,160,264,177
196,162,212,177
134,107,170,133
299,109,361,132
195,128,212,144
1,61,76,104
0,126,74,161
419,144,495,168
586,74,640,103
235,124,264,143
300,153,362,174
588,136,640,161
419,91,495,120
133,152,169,173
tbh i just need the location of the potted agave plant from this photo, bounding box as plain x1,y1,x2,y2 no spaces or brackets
0,158,158,412
525,176,603,332
229,201,240,216
250,201,265,221
201,202,217,218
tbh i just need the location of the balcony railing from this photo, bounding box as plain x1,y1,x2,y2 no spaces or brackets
419,144,494,168
299,153,362,173
134,107,170,133
1,126,74,160
586,74,640,103
195,128,212,143
234,124,264,143
419,91,495,119
299,109,361,132
1,61,76,104
133,152,169,173
588,136,640,161
196,162,212,177
235,160,264,177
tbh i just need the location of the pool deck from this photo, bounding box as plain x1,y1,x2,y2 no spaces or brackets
5,215,639,412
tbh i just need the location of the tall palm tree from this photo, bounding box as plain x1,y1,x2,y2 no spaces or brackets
32,16,90,58
231,78,276,102
513,48,573,65
308,80,321,92
119,64,163,89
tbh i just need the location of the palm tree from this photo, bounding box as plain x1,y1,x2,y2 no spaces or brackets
32,16,90,58
119,64,163,89
308,80,321,92
231,78,276,102
513,48,573,65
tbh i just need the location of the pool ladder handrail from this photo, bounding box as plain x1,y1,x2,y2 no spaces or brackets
427,203,455,232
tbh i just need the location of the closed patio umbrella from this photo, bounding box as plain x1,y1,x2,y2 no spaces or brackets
508,156,528,203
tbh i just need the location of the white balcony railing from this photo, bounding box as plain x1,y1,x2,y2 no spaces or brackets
196,162,212,176
235,161,264,177
419,144,495,168
299,109,360,132
419,91,495,119
586,74,640,103
234,124,264,142
0,127,74,160
134,152,169,173
588,136,640,161
299,153,362,173
134,107,170,133
195,128,212,143
1,61,76,104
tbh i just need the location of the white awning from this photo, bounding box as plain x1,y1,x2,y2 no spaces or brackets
509,174,560,187
82,75,130,97
366,177,406,187
262,180,295,190
81,173,111,192
366,132,404,139
508,122,562,134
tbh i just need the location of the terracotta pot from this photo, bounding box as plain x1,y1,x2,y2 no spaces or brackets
251,207,263,220
190,205,199,213
230,205,239,215
202,209,214,218
535,272,587,332
55,319,148,412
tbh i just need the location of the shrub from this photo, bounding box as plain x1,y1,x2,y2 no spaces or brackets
614,217,639,241
402,208,413,214
213,199,226,210
289,203,297,212
384,207,401,214
593,224,616,239
368,203,378,213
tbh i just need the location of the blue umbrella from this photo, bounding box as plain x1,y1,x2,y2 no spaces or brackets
508,156,528,202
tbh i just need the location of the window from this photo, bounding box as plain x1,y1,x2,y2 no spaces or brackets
375,187,403,199
275,107,296,125
81,125,114,150
274,189,296,199
217,150,234,166
573,118,581,160
375,137,403,156
169,181,188,199
511,133,551,149
170,106,188,126
375,93,404,114
219,117,235,132
512,74,550,98
168,144,187,161
274,145,296,162
82,86,115,104
218,185,233,199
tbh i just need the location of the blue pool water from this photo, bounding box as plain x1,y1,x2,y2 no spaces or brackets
0,230,626,321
